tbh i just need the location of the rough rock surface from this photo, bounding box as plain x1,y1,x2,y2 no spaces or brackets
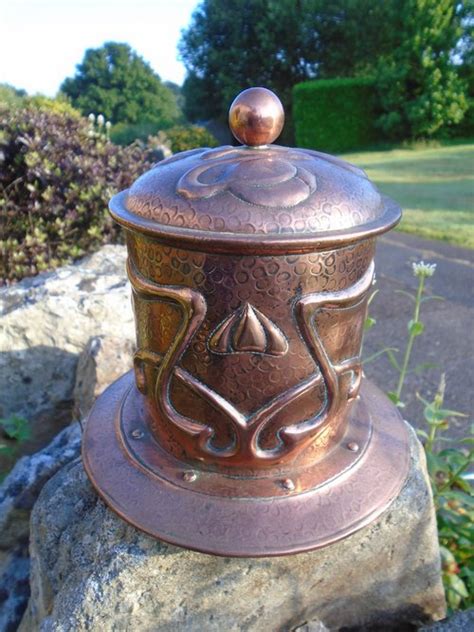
73,335,135,419
0,423,81,632
293,622,330,632
0,246,133,457
0,545,30,632
21,425,445,632
0,423,81,550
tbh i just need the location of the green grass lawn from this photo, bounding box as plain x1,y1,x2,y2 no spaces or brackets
342,142,474,249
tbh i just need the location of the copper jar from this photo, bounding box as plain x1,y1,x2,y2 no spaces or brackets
83,88,410,557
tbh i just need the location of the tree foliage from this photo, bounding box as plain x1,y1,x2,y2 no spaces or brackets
179,0,400,123
61,42,180,128
180,0,319,123
375,0,469,139
180,0,471,141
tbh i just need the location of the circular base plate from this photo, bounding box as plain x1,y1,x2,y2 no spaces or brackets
83,372,410,557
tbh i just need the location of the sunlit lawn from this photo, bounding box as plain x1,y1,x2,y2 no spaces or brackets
342,142,474,249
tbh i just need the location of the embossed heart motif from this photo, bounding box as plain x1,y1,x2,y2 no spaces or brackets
208,303,288,356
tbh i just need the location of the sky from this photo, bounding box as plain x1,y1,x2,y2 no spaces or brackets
0,0,200,96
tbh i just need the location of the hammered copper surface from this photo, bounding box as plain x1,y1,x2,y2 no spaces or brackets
128,236,375,470
83,87,410,556
110,149,399,253
83,373,410,556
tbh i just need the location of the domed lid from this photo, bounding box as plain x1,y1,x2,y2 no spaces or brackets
109,87,401,254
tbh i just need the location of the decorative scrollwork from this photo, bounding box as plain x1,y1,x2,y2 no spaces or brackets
177,146,316,208
128,258,374,464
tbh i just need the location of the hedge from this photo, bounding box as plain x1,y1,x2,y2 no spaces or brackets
293,78,377,153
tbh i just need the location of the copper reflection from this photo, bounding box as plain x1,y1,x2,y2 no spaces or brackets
229,87,285,146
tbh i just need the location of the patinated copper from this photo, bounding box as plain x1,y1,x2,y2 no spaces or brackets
83,87,410,556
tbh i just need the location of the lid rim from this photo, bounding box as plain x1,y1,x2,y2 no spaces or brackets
109,191,401,255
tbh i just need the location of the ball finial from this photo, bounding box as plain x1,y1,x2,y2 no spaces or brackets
228,87,284,146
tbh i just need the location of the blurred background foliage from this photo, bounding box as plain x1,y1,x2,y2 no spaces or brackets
61,42,182,130
1,0,473,285
180,0,472,143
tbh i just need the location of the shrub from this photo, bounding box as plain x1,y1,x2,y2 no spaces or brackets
25,94,81,118
0,83,27,108
156,125,219,153
110,120,163,146
0,103,156,284
112,122,219,151
293,78,377,153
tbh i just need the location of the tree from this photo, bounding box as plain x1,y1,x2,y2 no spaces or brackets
179,0,321,125
180,0,470,141
61,42,180,128
374,0,469,139
178,0,398,124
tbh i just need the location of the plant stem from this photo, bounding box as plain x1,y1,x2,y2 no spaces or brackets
395,274,425,400
426,421,438,454
435,451,474,496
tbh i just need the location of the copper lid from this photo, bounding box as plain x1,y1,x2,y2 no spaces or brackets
110,87,400,254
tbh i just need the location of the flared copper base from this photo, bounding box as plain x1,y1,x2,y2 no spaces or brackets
83,371,410,557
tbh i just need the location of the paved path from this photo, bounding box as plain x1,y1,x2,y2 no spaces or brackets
364,232,474,443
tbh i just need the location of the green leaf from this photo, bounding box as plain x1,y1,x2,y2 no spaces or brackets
387,391,405,407
408,319,424,337
447,573,469,599
440,545,456,565
416,429,430,440
441,490,474,508
386,349,400,370
426,452,450,476
0,415,30,442
362,347,398,365
458,437,474,446
364,316,376,330
436,409,467,419
420,295,444,303
412,362,438,374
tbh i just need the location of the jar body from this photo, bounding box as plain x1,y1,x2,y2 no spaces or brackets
128,233,375,472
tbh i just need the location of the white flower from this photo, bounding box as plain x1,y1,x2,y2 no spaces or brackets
97,114,105,127
105,121,112,129
88,113,95,123
412,261,436,278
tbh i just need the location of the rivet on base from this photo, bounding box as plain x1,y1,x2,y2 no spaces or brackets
281,478,295,491
182,471,197,483
131,429,144,439
347,441,360,452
